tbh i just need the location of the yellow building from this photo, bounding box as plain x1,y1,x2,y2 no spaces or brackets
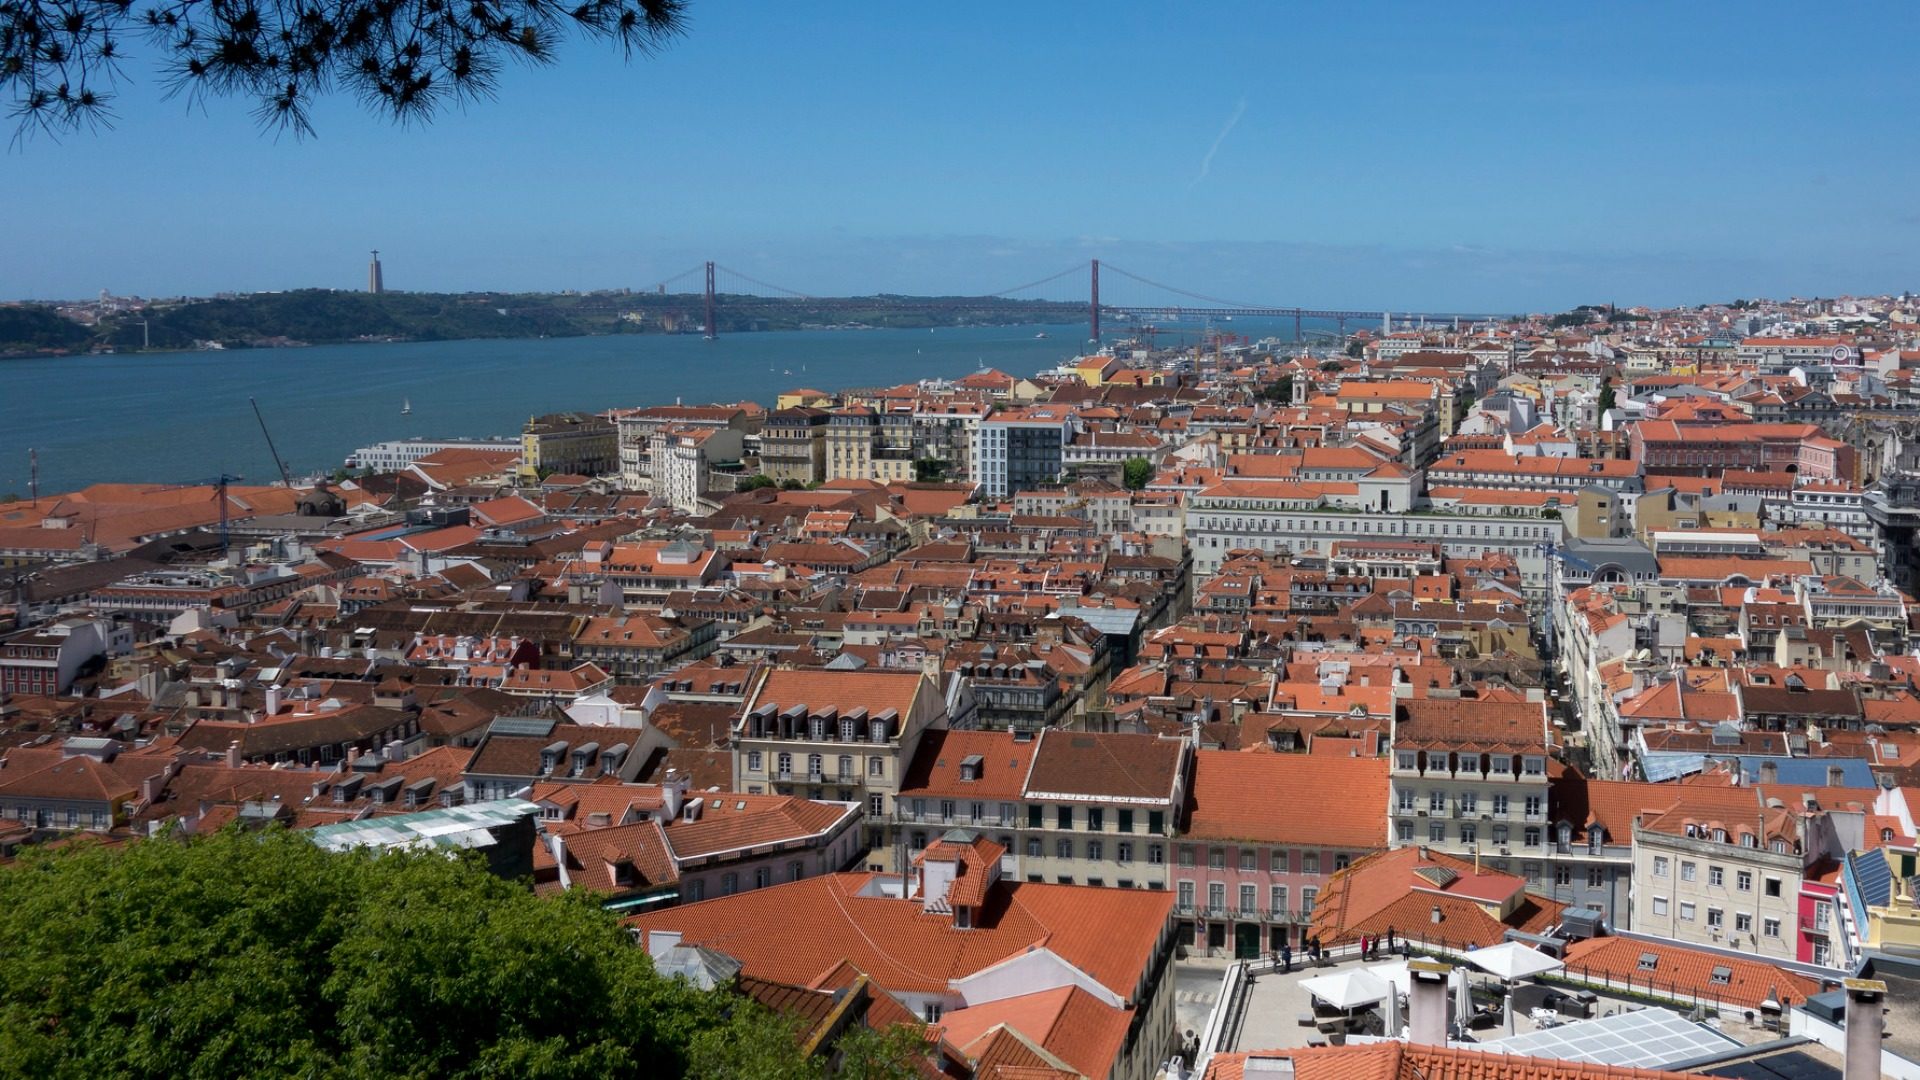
519,412,616,482
776,387,837,410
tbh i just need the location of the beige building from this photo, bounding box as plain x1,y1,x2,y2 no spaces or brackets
758,407,829,485
1388,695,1556,883
1629,785,1846,962
732,667,948,870
824,406,878,481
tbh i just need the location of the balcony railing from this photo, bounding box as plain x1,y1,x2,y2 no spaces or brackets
1799,914,1829,935
776,769,794,781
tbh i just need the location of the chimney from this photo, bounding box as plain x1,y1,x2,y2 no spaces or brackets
549,833,572,891
1843,978,1887,1080
225,740,242,768
661,769,685,819
385,739,404,763
1408,961,1451,1046
140,774,161,804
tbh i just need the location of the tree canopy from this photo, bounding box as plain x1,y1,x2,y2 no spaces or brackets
1122,456,1153,490
3,0,686,136
0,826,875,1079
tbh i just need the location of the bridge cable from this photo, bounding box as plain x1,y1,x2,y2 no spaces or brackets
712,264,813,299
1099,263,1272,310
984,264,1087,298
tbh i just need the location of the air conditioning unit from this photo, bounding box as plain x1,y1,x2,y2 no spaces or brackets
1417,810,1428,817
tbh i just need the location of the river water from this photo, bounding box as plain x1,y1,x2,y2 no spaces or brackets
1,318,1312,494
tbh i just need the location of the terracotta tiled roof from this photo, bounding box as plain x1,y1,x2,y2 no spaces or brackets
1184,750,1388,849
1561,935,1820,1010
1206,1043,1700,1080
629,874,1172,999
936,985,1129,1080
899,730,1039,802
1023,729,1185,803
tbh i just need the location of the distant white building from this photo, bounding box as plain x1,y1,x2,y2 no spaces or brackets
346,437,519,472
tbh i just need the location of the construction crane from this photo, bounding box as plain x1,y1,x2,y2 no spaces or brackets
191,474,245,561
250,397,294,488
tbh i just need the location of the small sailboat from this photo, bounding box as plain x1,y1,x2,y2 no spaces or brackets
400,397,412,415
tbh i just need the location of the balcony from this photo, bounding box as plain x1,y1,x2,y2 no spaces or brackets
806,769,823,783
836,769,857,782
1799,915,1830,936
776,769,794,781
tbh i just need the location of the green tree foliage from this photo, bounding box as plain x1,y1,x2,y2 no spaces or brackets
1257,374,1293,402
1597,378,1617,415
737,474,777,491
5,0,686,136
0,827,781,1079
912,458,950,482
1122,456,1155,491
0,305,94,355
1344,339,1365,358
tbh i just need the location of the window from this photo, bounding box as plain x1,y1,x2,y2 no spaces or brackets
1765,877,1782,898
1492,794,1509,816
1208,882,1226,912
1028,804,1043,828
1178,881,1195,908
1148,844,1164,865
1492,825,1509,845
1026,838,1041,858
1429,822,1445,842
1398,788,1416,812
777,752,792,776
1056,805,1072,830
1709,866,1724,887
1150,810,1165,834
1706,908,1723,929
1056,839,1073,859
1087,808,1104,832
1654,857,1671,879
1736,912,1753,933
939,799,955,823
1460,792,1478,814
1428,790,1445,812
1117,842,1133,863
1652,896,1669,916
1240,884,1258,915
1087,840,1103,862
1272,885,1289,914
1679,901,1695,921
1300,887,1317,914
1209,848,1226,869
1179,846,1196,867
868,756,885,776
1554,865,1571,886
1763,917,1781,938
1588,866,1605,888
747,750,763,772
1681,860,1696,882
1118,809,1134,833
1460,824,1477,845
1397,821,1414,842
754,867,770,889
1736,870,1753,892
1524,827,1541,846
1334,853,1350,871
721,872,739,896
869,794,884,816
687,879,705,902
1524,795,1543,818
1302,852,1319,874
1397,751,1417,770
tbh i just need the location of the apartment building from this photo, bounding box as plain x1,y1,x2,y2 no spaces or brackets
1174,751,1389,958
1630,785,1840,962
731,666,947,869
757,407,829,485
895,728,1187,891
1388,694,1556,885
972,406,1075,498
518,412,616,482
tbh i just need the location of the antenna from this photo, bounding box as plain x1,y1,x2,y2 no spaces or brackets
250,397,294,488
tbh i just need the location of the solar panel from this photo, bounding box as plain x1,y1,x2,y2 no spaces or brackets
489,715,558,737
1483,1007,1740,1070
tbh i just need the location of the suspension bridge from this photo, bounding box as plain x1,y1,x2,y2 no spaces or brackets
516,259,1518,344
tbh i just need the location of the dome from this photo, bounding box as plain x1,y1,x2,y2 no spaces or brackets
297,481,346,518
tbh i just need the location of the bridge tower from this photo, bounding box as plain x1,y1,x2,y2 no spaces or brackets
1089,259,1101,344
1293,309,1302,342
704,261,716,340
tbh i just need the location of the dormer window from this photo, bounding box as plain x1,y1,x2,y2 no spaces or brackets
959,754,983,783
1772,839,1790,853
1638,952,1658,972
1712,828,1728,843
1709,965,1732,986
1741,833,1759,849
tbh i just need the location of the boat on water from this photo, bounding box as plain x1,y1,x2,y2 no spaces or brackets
1034,332,1049,339
400,398,412,415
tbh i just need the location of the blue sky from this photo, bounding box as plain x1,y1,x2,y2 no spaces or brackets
4,1,1916,310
